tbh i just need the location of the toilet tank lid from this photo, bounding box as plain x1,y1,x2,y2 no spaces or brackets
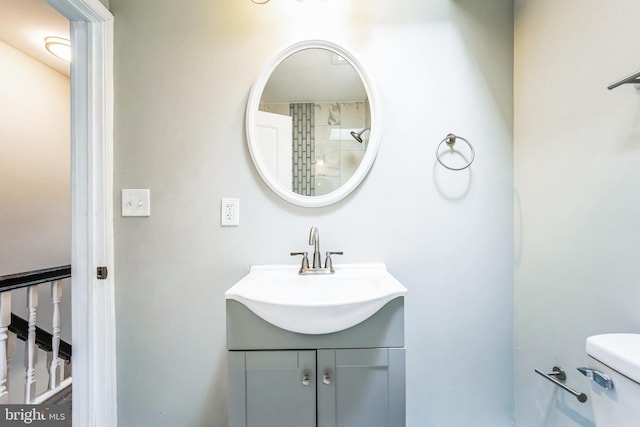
586,333,640,383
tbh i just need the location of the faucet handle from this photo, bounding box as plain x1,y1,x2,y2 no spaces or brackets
324,251,343,272
290,252,309,272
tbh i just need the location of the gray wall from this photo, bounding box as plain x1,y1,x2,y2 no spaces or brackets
0,40,71,340
0,41,70,275
514,0,640,425
110,1,514,426
0,39,72,402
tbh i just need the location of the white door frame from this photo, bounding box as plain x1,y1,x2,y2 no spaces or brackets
46,0,117,425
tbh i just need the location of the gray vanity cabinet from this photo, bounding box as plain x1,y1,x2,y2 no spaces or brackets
228,348,405,427
226,298,406,427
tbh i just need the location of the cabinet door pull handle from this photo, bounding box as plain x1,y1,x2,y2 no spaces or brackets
323,373,332,385
302,374,311,386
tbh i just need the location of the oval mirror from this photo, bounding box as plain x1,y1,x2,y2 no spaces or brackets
246,40,381,207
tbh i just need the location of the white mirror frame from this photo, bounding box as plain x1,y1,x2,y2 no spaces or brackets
246,40,382,208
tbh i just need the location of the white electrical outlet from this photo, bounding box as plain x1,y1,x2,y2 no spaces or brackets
122,189,151,217
221,198,239,226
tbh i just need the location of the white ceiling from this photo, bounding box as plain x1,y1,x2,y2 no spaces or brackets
0,0,70,76
261,48,367,104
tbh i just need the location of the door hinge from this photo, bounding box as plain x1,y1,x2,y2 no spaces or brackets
97,266,108,280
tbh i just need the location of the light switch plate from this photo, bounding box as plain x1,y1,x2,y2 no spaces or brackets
122,189,151,217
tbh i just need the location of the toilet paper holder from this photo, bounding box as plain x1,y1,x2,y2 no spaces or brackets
534,366,588,403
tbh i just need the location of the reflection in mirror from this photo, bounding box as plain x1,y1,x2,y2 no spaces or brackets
257,48,370,197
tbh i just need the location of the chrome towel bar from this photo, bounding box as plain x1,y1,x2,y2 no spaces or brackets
534,366,588,403
607,70,640,90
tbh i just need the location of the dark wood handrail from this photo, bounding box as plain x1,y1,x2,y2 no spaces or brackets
0,265,71,293
9,314,72,362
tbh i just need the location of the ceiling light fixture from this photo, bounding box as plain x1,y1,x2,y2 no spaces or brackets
251,0,327,3
44,36,71,62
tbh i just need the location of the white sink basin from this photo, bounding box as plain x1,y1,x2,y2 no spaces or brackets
225,263,407,334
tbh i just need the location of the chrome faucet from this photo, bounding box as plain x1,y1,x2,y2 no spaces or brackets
291,226,343,274
309,226,322,268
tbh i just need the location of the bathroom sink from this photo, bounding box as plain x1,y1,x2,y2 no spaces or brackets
225,263,407,334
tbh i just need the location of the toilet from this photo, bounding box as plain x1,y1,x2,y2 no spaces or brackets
583,333,640,426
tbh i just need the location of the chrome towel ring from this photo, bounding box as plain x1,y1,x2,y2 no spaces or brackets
436,133,475,171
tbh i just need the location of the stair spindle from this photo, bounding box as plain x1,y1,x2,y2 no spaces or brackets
24,287,38,403
49,281,63,389
0,292,11,403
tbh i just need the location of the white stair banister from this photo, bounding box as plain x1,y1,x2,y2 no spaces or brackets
0,266,72,404
24,286,38,403
49,281,64,389
0,292,11,404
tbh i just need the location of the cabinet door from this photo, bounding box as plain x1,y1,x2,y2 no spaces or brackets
228,350,316,427
317,348,405,427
